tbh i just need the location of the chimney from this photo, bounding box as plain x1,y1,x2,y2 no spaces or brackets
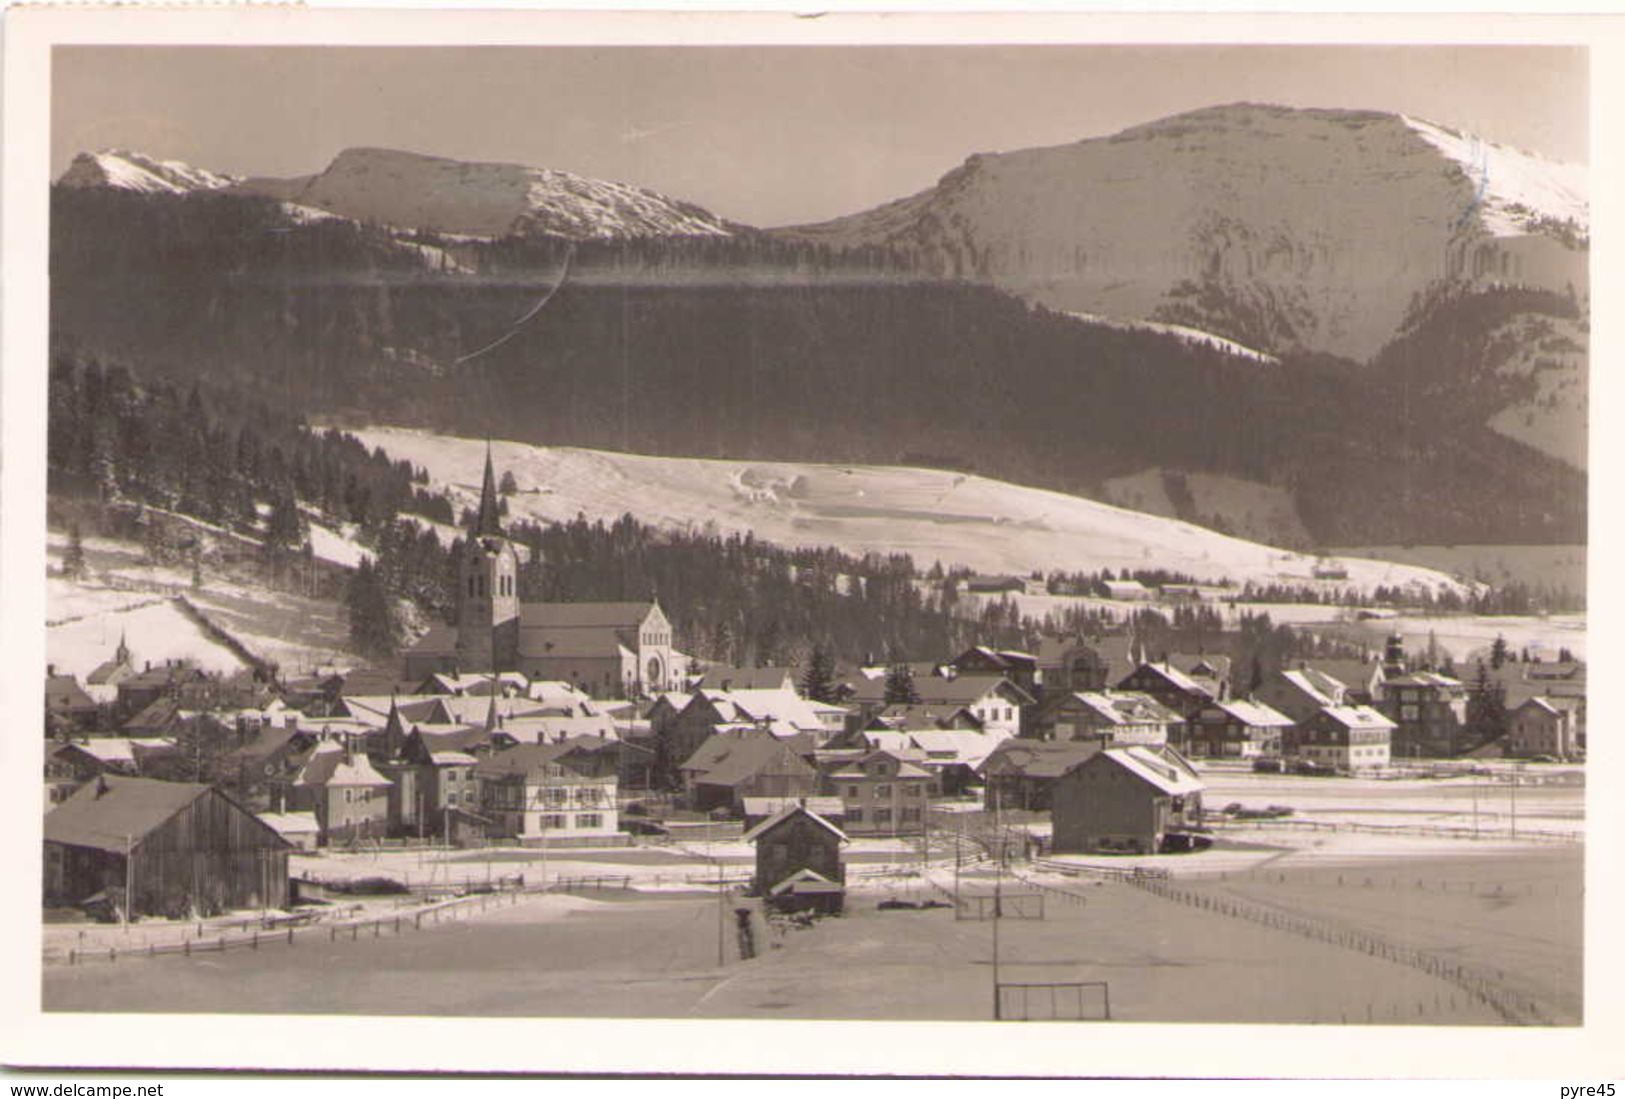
94,774,110,798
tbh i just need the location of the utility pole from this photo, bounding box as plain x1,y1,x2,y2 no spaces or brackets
123,834,133,929
1510,762,1519,840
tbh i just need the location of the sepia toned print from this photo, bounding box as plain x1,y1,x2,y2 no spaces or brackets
30,31,1588,1043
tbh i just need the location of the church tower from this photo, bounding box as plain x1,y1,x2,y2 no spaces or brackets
455,444,521,672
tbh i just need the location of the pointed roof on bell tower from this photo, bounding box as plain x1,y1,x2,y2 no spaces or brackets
473,439,503,539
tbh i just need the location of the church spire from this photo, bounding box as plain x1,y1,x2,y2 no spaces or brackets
473,440,503,539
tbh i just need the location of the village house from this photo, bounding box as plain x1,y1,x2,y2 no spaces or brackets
1101,578,1151,602
48,736,179,784
661,687,844,782
44,775,291,918
979,739,1105,812
1114,660,1225,740
901,673,1031,741
1183,697,1296,760
949,646,1041,699
823,748,935,836
1287,705,1395,772
1380,671,1469,758
1255,664,1350,724
288,740,395,845
1050,746,1205,855
694,666,797,692
1035,634,1135,696
1505,697,1581,760
1033,690,1180,746
964,575,1027,596
45,670,101,734
474,742,620,844
678,730,820,815
900,729,1001,796
743,803,848,915
114,661,210,721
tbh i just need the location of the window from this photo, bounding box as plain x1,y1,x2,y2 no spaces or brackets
874,809,892,825
875,784,892,798
847,808,863,823
902,807,921,822
447,792,458,806
541,813,567,829
906,783,923,797
846,785,860,799
576,813,602,829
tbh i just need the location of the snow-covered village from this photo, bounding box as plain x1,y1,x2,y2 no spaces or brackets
25,34,1592,1050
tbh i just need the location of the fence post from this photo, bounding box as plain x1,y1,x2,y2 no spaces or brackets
252,931,259,950
288,927,295,945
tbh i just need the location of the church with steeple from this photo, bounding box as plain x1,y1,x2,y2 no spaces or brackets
400,446,680,698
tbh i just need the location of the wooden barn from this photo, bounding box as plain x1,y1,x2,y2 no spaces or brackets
43,775,291,919
743,802,848,915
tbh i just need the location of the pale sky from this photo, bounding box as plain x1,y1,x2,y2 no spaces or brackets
52,45,1587,227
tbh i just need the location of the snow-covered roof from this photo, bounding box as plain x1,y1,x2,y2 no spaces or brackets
1069,690,1182,727
742,803,849,845
1097,746,1205,796
1316,705,1397,731
1205,698,1295,727
257,811,321,836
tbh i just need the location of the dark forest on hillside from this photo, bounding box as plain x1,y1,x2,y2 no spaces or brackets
49,187,1585,546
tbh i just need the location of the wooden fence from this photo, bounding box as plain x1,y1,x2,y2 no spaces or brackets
60,886,526,967
1126,874,1551,1025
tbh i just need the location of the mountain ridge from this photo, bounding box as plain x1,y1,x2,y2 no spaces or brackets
774,102,1588,363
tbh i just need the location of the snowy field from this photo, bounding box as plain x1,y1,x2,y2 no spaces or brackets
46,530,361,678
46,853,1568,1025
347,427,1469,594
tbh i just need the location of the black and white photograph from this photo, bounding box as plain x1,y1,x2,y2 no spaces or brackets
2,7,1620,1080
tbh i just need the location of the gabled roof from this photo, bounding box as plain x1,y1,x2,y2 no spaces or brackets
1276,668,1341,708
867,702,983,731
742,803,849,845
684,733,814,788
1385,671,1465,689
1315,705,1397,731
695,666,796,691
471,742,606,781
500,714,619,744
257,810,321,837
46,775,285,854
827,748,933,781
1086,746,1206,796
767,867,845,896
903,729,1001,770
910,674,1034,708
981,738,1104,780
1117,661,1210,696
1066,691,1183,726
408,725,498,754
1201,698,1295,727
518,625,635,661
294,743,395,787
518,601,657,629
46,675,98,712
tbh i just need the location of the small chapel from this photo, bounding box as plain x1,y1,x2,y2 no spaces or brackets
400,448,679,698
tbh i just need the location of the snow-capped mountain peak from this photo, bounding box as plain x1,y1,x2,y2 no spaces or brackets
1400,114,1588,240
269,146,738,240
777,102,1589,361
56,150,240,194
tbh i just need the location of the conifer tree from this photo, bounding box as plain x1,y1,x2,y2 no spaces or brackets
800,645,837,703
